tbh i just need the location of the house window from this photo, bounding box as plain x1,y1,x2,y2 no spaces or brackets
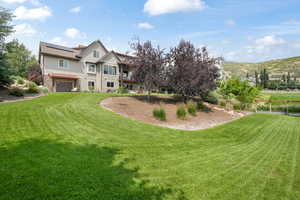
104,65,117,75
88,81,95,91
87,64,96,73
58,59,69,69
93,50,100,58
107,81,114,88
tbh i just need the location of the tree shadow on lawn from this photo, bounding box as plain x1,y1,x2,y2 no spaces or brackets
0,139,187,200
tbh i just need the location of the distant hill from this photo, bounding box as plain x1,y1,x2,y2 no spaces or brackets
223,56,300,78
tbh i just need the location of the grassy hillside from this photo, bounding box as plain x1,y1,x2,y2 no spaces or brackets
224,56,300,78
0,93,300,200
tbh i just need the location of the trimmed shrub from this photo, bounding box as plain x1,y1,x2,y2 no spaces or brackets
38,86,49,94
257,105,300,113
203,92,219,105
10,76,25,85
196,101,211,112
9,86,24,97
118,87,128,94
26,81,39,93
187,101,197,116
177,105,187,120
233,104,246,110
220,101,226,107
153,107,166,121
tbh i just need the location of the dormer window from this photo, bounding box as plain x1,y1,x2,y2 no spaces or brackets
93,50,100,58
87,64,96,73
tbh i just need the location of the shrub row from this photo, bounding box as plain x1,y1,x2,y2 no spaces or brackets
257,105,300,113
153,100,211,121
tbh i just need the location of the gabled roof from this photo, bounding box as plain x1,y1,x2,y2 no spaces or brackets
113,51,136,59
97,51,121,63
40,42,82,60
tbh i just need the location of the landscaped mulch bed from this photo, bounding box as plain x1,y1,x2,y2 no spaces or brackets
0,88,44,103
101,96,250,130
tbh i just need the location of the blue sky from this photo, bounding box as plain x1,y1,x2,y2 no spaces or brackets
1,0,300,62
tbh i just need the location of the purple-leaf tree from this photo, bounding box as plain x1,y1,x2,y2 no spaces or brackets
130,40,165,100
166,40,221,101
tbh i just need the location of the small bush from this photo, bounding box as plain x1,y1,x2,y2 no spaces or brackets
177,105,187,120
38,86,49,94
196,101,211,112
187,101,197,116
26,81,39,93
203,92,219,105
220,101,226,107
9,86,25,97
153,107,166,121
118,87,128,94
233,104,246,110
10,76,25,85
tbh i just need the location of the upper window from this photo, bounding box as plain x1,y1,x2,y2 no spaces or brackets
87,64,96,73
93,50,100,58
58,59,69,69
103,65,117,75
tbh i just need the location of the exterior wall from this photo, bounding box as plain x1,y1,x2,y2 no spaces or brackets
41,42,120,93
80,42,107,63
100,54,120,92
44,74,54,92
43,55,83,74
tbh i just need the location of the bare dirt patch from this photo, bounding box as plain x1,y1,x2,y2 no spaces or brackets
101,96,251,131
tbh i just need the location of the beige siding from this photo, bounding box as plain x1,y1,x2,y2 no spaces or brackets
81,42,107,63
100,54,120,92
43,55,83,75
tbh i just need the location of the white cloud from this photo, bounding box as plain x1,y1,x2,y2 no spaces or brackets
225,19,236,26
255,35,286,46
282,20,300,25
13,23,36,36
144,0,206,16
0,0,42,5
14,6,52,21
64,28,87,39
50,37,68,46
137,22,154,29
222,40,231,45
70,6,81,13
0,0,26,3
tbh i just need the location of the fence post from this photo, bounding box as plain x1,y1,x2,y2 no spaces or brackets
269,103,272,113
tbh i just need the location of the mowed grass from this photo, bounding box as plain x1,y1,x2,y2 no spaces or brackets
0,93,300,200
261,92,300,105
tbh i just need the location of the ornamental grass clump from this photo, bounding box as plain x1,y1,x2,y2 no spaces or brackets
153,107,166,121
177,105,187,120
187,101,197,116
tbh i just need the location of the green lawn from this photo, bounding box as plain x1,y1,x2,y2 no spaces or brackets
261,92,300,105
0,93,300,200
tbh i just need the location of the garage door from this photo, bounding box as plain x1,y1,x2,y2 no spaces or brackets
56,81,73,92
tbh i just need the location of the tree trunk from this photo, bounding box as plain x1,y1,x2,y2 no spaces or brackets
147,90,151,102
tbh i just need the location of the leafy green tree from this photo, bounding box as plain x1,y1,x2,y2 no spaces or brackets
219,77,261,106
4,39,38,78
255,71,259,87
287,72,291,85
259,68,269,89
0,6,13,85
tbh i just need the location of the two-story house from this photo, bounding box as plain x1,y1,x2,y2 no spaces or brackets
39,40,139,92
